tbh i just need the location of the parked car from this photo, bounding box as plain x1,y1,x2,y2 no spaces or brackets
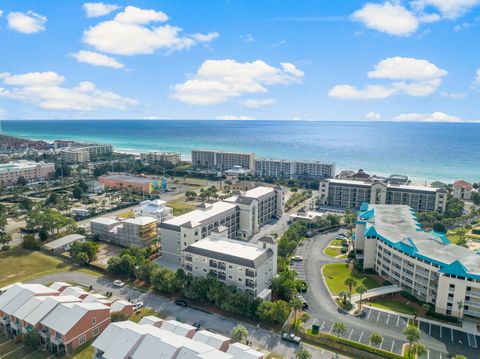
134,301,144,310
192,322,201,330
291,255,304,262
305,231,313,238
113,280,125,288
281,332,301,344
174,299,188,307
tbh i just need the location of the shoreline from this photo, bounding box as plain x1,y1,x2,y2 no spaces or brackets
1,132,451,186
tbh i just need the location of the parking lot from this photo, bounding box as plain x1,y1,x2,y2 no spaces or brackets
289,240,311,281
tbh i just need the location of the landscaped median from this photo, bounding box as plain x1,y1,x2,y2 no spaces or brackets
322,263,382,296
301,329,404,359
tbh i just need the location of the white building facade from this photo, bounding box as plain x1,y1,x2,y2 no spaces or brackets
254,158,335,179
192,149,255,170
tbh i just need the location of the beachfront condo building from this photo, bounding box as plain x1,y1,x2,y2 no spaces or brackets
0,160,55,187
90,216,158,247
184,232,277,298
82,144,113,158
140,151,182,166
159,185,284,264
192,149,255,170
319,178,447,213
254,158,335,179
60,149,90,164
355,204,480,319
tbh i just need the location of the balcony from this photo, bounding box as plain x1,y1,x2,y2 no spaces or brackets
0,316,9,325
209,260,218,268
39,328,50,338
245,280,256,288
50,335,63,346
218,263,226,271
185,255,192,262
245,269,256,278
218,272,226,281
185,264,192,271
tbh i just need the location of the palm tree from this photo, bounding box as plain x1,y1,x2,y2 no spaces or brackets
457,301,464,324
410,343,427,358
369,332,383,352
357,285,367,309
290,298,303,333
295,348,312,359
344,277,357,300
338,291,348,305
332,321,347,338
403,325,420,359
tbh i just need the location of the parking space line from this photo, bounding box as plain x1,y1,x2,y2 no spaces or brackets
472,333,478,348
376,311,381,321
320,320,326,331
396,315,400,326
367,309,372,319
348,329,353,340
429,323,431,336
328,325,333,334
440,326,442,338
390,340,395,352
358,331,364,343
427,349,430,359
450,328,453,342
386,313,391,325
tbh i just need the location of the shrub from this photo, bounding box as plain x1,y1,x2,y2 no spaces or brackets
340,247,348,254
22,235,41,250
111,311,129,322
472,228,480,235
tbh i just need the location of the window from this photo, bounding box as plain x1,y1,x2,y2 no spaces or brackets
79,335,86,345
92,317,96,325
92,327,100,336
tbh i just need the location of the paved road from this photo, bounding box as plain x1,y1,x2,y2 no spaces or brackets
29,272,348,359
301,230,479,359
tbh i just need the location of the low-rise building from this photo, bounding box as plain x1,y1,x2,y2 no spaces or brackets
0,160,55,187
319,178,447,213
183,234,277,297
453,180,473,200
98,174,155,194
86,180,105,194
135,199,173,223
43,234,86,254
140,152,182,166
254,158,335,179
355,204,480,318
90,216,158,248
192,149,255,171
92,318,264,359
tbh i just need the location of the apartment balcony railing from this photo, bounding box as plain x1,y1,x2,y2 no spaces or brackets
245,280,256,288
185,256,192,262
245,269,256,278
218,263,226,270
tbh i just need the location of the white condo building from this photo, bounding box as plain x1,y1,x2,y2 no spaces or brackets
355,204,480,318
184,232,277,297
192,149,255,171
254,158,335,179
135,199,174,223
140,152,182,166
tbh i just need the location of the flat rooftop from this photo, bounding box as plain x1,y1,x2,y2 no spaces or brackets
328,178,438,192
0,160,53,173
161,201,237,228
124,216,157,226
44,234,85,250
99,174,153,184
362,204,480,276
244,186,275,198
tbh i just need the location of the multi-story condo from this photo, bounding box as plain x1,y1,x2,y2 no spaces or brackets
135,199,174,223
90,216,158,247
183,232,277,297
140,152,182,165
92,317,265,359
82,144,113,158
0,160,55,187
355,204,480,318
192,149,255,170
60,149,90,164
319,179,447,213
160,186,284,263
453,180,473,200
255,158,335,179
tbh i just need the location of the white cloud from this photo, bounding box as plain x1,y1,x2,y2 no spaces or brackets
475,68,480,85
215,115,254,120
329,57,447,100
440,91,467,99
365,112,382,120
393,111,461,122
83,2,120,18
0,71,137,111
82,6,218,55
172,59,304,105
240,98,276,108
71,50,124,69
7,11,47,34
351,2,419,36
0,10,3,18
411,0,480,19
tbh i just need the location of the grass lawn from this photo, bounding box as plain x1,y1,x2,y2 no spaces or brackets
330,239,344,246
129,307,164,323
265,354,284,359
167,196,196,216
0,247,101,288
322,263,381,295
324,246,342,258
368,300,417,316
447,232,461,244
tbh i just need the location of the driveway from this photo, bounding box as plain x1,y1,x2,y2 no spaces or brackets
302,230,480,358
28,272,348,359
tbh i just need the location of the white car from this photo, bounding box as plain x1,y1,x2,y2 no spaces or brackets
291,255,304,262
113,280,125,288
134,301,144,310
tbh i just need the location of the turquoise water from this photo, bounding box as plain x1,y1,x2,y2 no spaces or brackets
2,120,479,182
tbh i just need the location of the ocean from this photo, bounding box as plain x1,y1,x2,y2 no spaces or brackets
2,120,479,183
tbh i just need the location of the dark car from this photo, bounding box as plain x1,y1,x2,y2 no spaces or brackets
192,322,201,330
302,302,309,310
281,332,301,344
174,299,188,307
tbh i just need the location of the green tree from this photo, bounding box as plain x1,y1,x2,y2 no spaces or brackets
290,297,303,332
410,343,427,358
369,332,383,351
257,300,290,325
23,328,40,348
457,301,464,324
22,234,41,250
357,285,367,309
16,176,28,187
0,232,12,248
332,321,347,338
403,325,421,359
72,186,84,199
231,324,248,343
295,348,312,359
69,241,99,263
338,291,348,305
452,355,467,359
111,311,128,322
185,190,197,200
344,277,357,300
433,221,447,233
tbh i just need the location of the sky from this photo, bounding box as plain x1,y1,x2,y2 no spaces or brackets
0,0,479,122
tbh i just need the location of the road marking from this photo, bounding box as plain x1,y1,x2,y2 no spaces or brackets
439,326,442,338
328,325,334,334
0,340,11,348
367,309,372,319
472,333,477,348
320,320,326,331
386,313,391,325
390,340,395,352
1,344,24,358
450,328,453,342
358,331,364,343
427,349,430,359
348,329,353,340
396,316,400,326
21,349,39,359
467,332,471,347
428,323,431,336
376,311,381,322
